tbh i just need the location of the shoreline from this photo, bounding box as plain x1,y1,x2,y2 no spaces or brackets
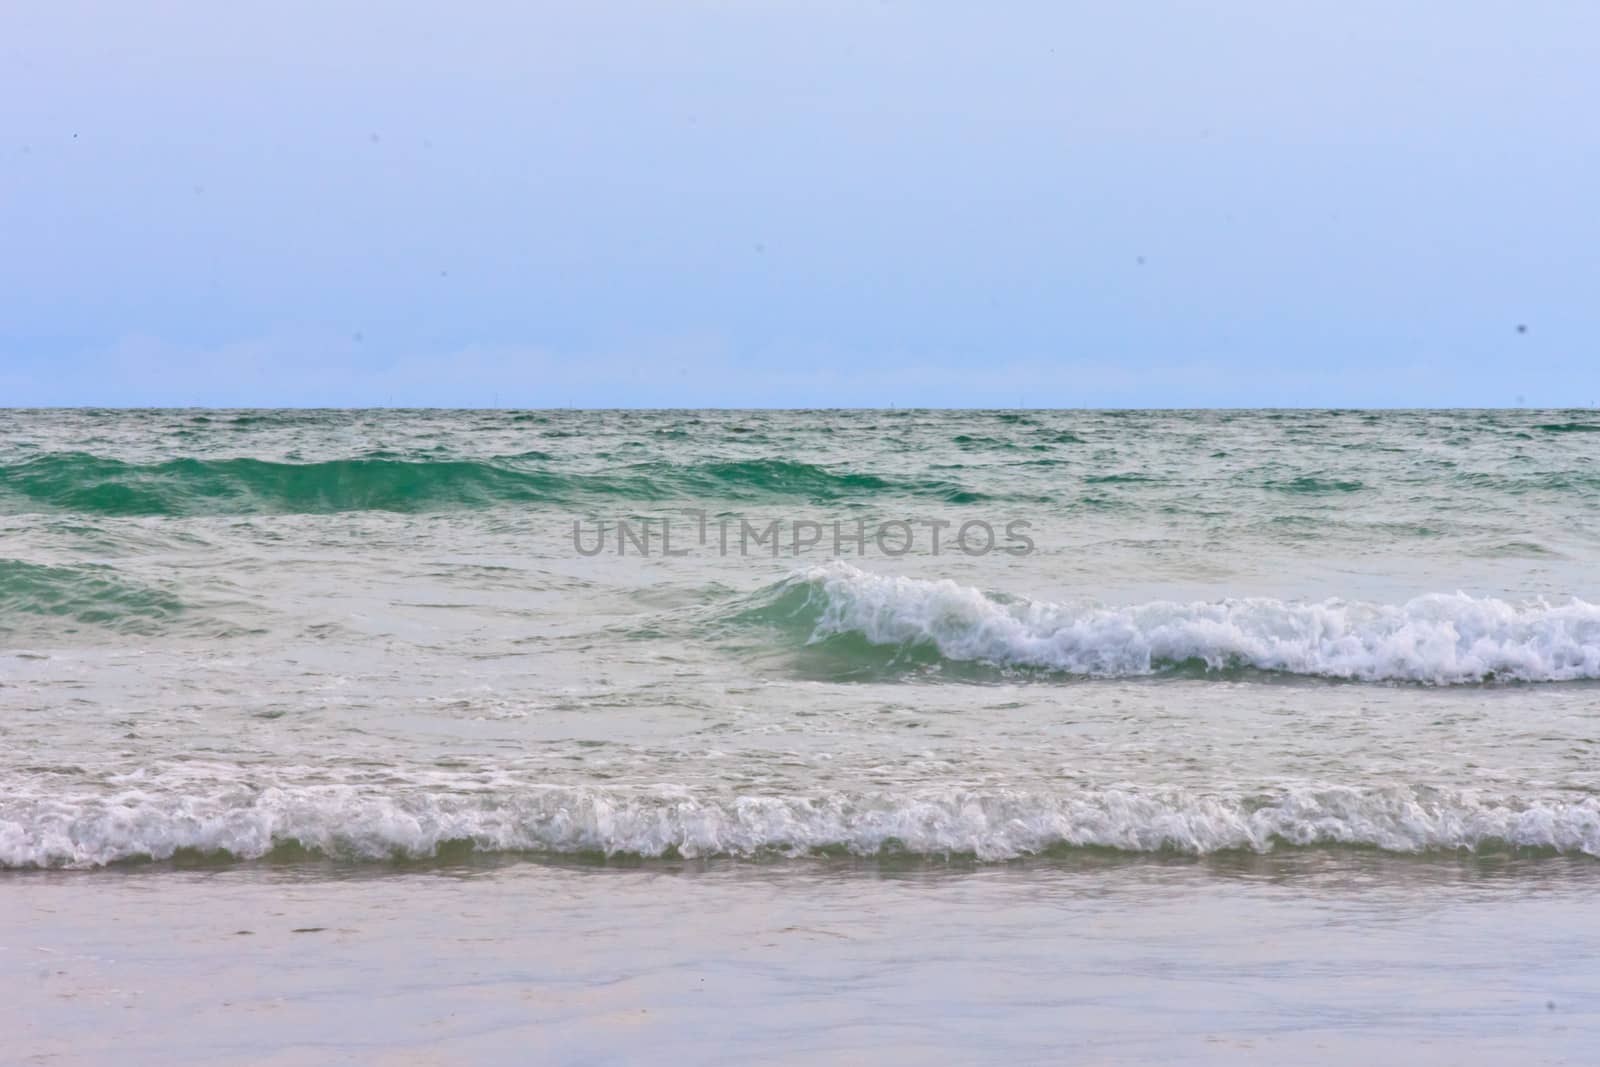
7,858,1597,1065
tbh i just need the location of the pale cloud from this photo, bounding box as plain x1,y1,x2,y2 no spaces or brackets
2,331,1468,409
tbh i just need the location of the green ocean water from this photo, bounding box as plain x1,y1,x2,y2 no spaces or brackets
4,408,1600,868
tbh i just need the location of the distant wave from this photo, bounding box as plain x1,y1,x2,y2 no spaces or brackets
0,453,568,515
5,781,1600,867
1263,475,1366,494
0,453,984,515
731,563,1600,684
0,558,185,635
1536,422,1600,434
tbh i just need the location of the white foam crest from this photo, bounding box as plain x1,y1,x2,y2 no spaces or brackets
797,563,1600,683
5,782,1600,867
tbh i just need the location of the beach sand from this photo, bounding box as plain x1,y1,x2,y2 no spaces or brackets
7,855,1596,1065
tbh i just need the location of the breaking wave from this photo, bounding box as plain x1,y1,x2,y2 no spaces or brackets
6,781,1600,868
732,563,1600,684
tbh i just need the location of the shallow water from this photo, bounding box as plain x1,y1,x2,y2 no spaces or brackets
5,409,1600,866
8,857,1600,1064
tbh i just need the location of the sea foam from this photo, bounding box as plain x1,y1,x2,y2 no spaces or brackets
5,781,1600,867
759,563,1600,684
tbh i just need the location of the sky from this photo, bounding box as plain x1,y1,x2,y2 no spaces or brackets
2,1,1597,408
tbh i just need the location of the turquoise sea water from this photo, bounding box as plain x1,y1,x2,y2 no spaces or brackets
11,408,1600,1063
5,408,1600,867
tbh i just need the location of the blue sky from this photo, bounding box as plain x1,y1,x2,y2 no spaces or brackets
2,2,1596,407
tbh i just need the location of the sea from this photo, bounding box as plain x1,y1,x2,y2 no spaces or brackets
4,408,1600,1064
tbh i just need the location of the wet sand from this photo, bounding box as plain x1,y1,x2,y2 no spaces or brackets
5,856,1598,1065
